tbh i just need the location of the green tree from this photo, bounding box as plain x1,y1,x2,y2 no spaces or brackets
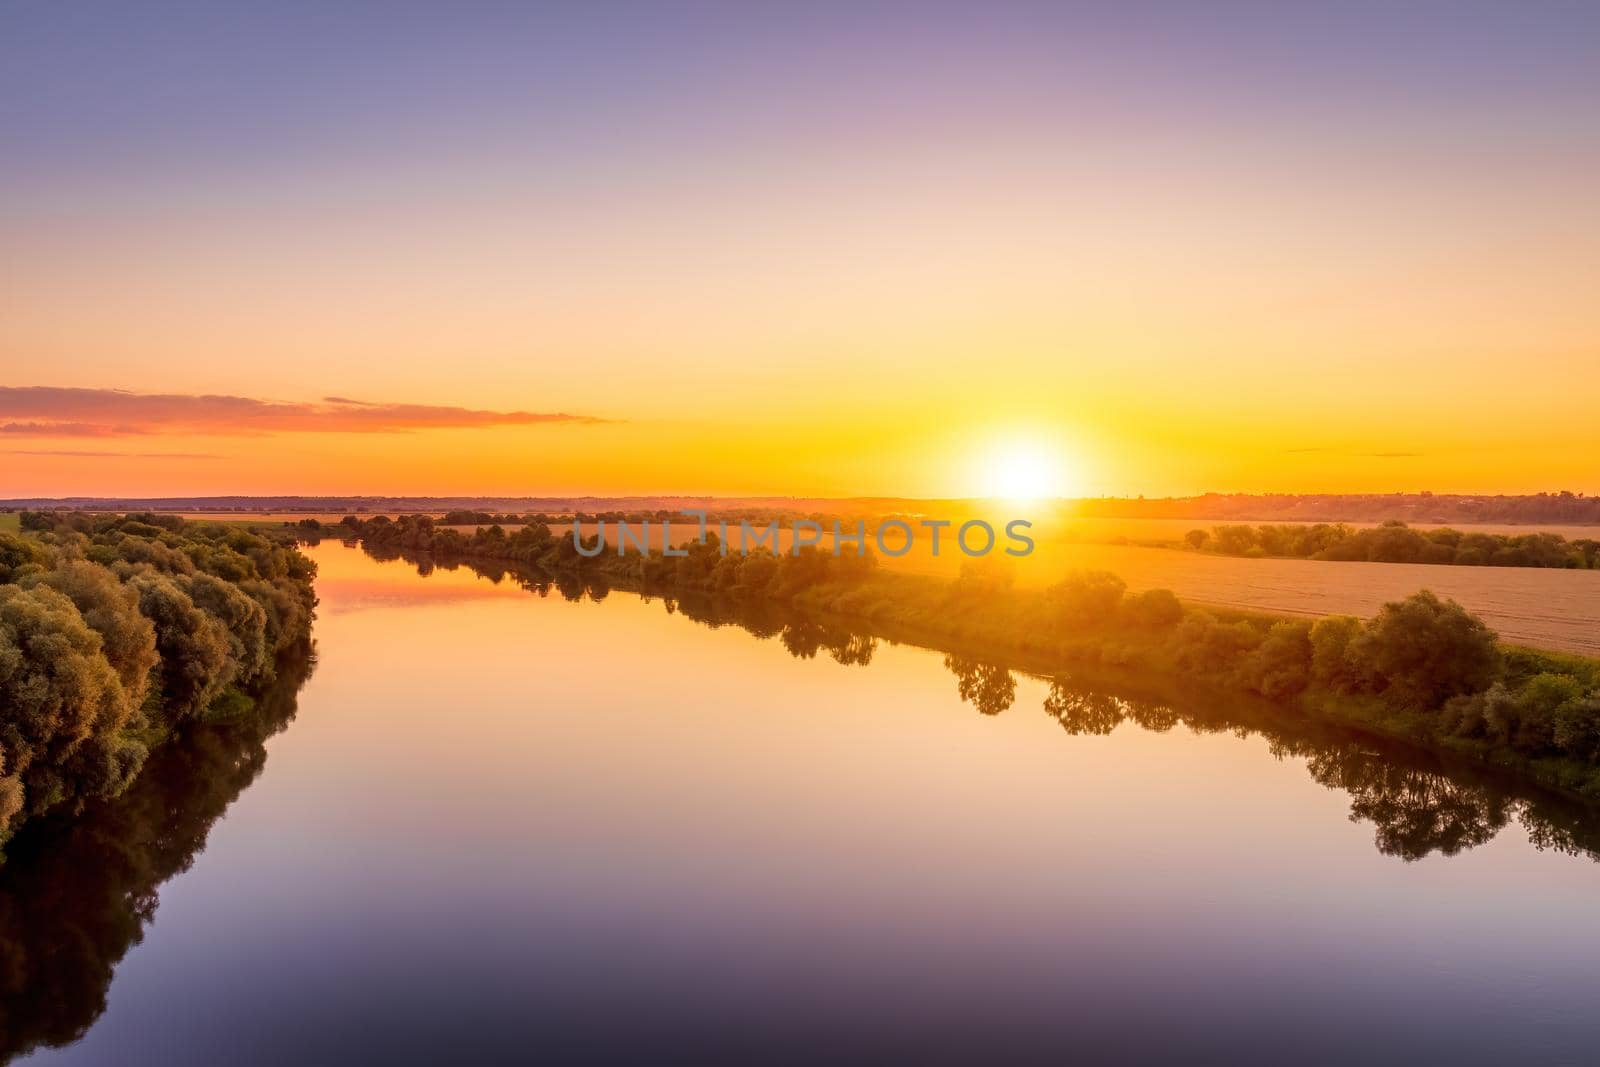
1347,591,1500,712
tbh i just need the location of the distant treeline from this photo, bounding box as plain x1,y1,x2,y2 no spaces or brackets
318,513,1600,799
1184,521,1600,569
14,490,1600,528
1076,491,1600,525
0,512,317,849
430,509,848,528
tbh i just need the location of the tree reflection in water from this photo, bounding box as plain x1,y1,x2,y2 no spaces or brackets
944,656,1016,716
360,543,1600,869
0,644,314,1063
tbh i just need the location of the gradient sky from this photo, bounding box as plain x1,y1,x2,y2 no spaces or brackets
3,1,1598,498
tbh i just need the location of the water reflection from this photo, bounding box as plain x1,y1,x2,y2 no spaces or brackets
12,541,1600,1063
0,644,314,1063
350,541,1600,867
945,656,1017,716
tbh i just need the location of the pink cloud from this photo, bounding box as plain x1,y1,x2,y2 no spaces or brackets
0,387,609,437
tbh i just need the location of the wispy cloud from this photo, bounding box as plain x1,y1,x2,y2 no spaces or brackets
3,449,224,459
0,387,609,437
0,421,153,437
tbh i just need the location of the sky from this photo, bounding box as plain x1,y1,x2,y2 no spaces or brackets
3,1,1598,499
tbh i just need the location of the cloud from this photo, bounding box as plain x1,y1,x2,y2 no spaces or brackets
1,421,153,437
0,387,608,437
3,449,224,459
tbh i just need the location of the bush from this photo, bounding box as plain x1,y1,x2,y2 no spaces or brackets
1347,591,1500,712
1554,696,1600,762
951,557,1016,600
1044,570,1126,626
126,571,237,725
1128,588,1183,628
24,560,159,707
1243,621,1314,699
181,573,271,687
0,584,134,832
1309,615,1366,694
1173,611,1262,679
1513,673,1589,753
0,532,54,584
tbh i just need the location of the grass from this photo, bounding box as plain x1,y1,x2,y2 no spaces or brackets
0,512,19,535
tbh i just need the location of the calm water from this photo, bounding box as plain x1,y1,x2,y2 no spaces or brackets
7,541,1600,1065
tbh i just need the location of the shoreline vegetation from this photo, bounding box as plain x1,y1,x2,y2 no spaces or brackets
311,513,1600,801
6,490,1600,527
0,644,313,1061
1178,521,1600,569
0,513,317,853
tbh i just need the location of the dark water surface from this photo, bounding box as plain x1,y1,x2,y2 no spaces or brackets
8,542,1600,1065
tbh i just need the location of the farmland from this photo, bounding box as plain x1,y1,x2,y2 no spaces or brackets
541,520,1600,656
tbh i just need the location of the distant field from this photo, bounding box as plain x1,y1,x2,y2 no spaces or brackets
0,512,18,534
997,542,1600,657
543,521,1600,657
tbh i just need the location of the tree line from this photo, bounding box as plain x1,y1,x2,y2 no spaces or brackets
336,531,1600,863
0,512,317,850
1183,521,1600,568
1078,491,1600,525
317,512,1600,799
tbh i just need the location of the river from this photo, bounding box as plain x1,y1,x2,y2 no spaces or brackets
6,540,1600,1064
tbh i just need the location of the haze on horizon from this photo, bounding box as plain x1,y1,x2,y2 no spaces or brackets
3,2,1598,499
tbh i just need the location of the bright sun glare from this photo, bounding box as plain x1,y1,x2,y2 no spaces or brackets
981,439,1067,501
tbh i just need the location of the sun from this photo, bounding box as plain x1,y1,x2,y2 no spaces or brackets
979,438,1069,501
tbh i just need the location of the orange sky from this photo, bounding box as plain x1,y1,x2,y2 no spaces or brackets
3,6,1598,499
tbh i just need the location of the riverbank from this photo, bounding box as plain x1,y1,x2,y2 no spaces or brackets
0,513,317,850
318,514,1600,801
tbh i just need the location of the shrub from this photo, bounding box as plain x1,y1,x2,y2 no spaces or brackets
1554,696,1600,762
126,571,235,723
1513,673,1589,753
181,573,271,687
0,532,54,584
1044,570,1126,626
1128,588,1183,628
0,584,133,830
1173,611,1262,679
951,557,1016,600
1347,592,1500,712
1243,621,1314,700
1309,615,1366,694
24,560,158,707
